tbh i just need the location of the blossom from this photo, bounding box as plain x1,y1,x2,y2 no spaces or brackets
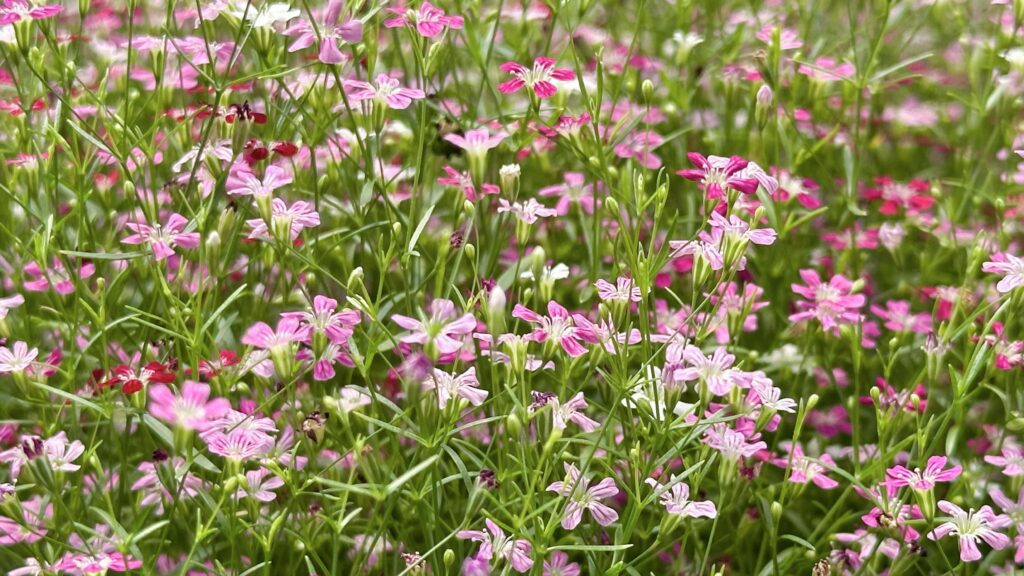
0,497,51,545
242,317,311,351
538,172,596,215
870,300,932,334
497,198,557,224
596,277,642,303
101,361,175,395
707,211,778,246
346,74,425,109
982,253,1024,293
985,447,1024,476
673,345,738,396
542,551,580,576
703,423,766,461
457,518,533,573
989,487,1024,563
546,463,619,530
392,299,477,356
205,429,273,461
789,269,865,333
669,230,725,271
756,25,802,50
226,164,292,198
437,165,499,201
383,1,464,37
23,258,95,295
676,153,760,198
0,293,24,320
442,128,506,157
246,199,321,242
512,301,589,357
148,380,231,431
885,455,962,491
770,443,840,489
220,0,300,29
284,0,361,64
498,57,575,98
423,367,487,408
236,468,285,502
547,392,600,432
280,295,361,344
121,213,200,261
928,501,1011,562
132,458,205,514
0,0,62,24
41,433,85,473
645,478,717,518
0,341,37,374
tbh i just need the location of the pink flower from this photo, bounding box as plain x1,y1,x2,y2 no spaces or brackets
23,258,95,295
546,463,619,530
673,345,737,396
542,551,580,576
0,293,24,320
707,211,778,246
226,164,292,198
549,392,600,432
121,213,200,261
596,277,642,303
53,552,141,574
0,497,51,544
797,57,855,81
870,300,932,334
497,198,557,224
985,447,1024,476
205,429,273,461
245,199,321,242
645,478,718,518
886,455,962,491
281,295,361,344
676,153,760,199
538,172,596,215
928,501,1011,562
756,25,802,50
423,367,488,408
512,301,589,357
982,253,1024,294
0,341,37,374
770,443,840,489
703,423,766,461
990,487,1024,563
613,130,663,169
148,380,231,431
669,230,725,271
392,299,477,356
242,317,311,352
346,74,425,109
236,467,285,502
284,0,362,64
443,128,506,157
789,269,865,334
437,165,499,201
498,57,575,99
383,1,464,37
0,0,62,23
457,518,533,573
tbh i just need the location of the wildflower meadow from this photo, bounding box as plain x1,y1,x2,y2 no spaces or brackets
2,0,1024,574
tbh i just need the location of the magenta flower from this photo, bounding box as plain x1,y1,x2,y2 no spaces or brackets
550,392,600,432
870,300,932,334
392,298,477,356
985,447,1024,476
457,518,533,573
789,269,865,334
542,551,580,576
645,478,718,519
676,153,760,199
928,501,1011,562
121,213,200,261
242,317,311,352
982,253,1024,293
0,0,62,23
23,258,95,295
383,1,464,37
512,301,588,357
442,128,506,157
245,199,321,242
226,164,292,198
148,380,231,431
0,341,37,374
546,463,619,530
423,367,487,409
886,455,962,491
345,74,425,109
498,57,575,99
281,295,361,344
284,0,362,64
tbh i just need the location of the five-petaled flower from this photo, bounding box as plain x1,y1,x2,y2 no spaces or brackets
383,1,464,38
457,518,533,573
645,477,718,519
676,153,761,199
886,455,962,492
345,74,425,110
284,0,362,64
121,213,200,261
982,253,1024,294
928,501,1011,562
546,462,619,530
498,57,575,99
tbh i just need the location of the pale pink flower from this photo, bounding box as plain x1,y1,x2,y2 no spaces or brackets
423,367,487,408
546,463,619,530
148,380,231,431
242,317,311,352
437,165,499,201
132,458,205,514
443,128,506,157
986,447,1024,476
346,74,425,109
771,443,840,489
703,423,766,461
236,468,285,502
245,199,321,242
0,294,24,319
205,429,273,461
0,341,37,373
23,258,95,295
982,253,1024,293
497,198,557,224
674,345,738,396
281,295,361,344
707,211,777,246
393,299,477,356
457,518,533,573
756,25,802,50
870,300,932,334
789,269,865,333
498,57,575,98
886,455,962,491
226,164,292,198
669,229,727,271
928,501,1011,562
989,487,1024,563
0,0,62,23
797,57,855,81
0,497,51,544
550,392,600,432
121,213,200,261
595,277,642,303
645,478,717,518
538,172,596,215
383,1,464,37
542,551,580,576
